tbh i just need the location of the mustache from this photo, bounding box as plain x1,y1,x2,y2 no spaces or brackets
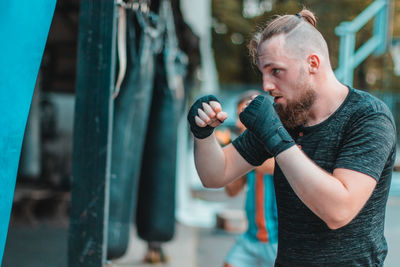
275,90,316,129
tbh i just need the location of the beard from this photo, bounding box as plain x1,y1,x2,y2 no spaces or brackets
275,87,316,129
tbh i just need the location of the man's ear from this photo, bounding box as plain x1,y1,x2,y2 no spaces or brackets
307,54,320,74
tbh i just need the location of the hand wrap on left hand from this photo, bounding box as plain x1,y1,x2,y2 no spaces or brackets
187,95,221,139
239,95,295,157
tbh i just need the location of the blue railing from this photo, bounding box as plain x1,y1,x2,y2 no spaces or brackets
334,0,390,86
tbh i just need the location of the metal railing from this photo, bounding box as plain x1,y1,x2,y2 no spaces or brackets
334,0,391,86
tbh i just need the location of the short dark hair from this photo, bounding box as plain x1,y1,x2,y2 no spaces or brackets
248,8,318,65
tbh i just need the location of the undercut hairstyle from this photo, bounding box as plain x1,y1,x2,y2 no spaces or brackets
248,8,330,66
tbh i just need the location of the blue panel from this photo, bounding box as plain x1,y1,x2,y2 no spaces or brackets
334,0,389,86
0,0,56,263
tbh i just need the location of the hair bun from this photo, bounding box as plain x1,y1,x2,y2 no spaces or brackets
298,8,317,27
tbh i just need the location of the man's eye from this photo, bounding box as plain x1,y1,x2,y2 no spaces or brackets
272,69,280,75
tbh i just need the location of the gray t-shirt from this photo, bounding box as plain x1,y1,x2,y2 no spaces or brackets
232,87,396,266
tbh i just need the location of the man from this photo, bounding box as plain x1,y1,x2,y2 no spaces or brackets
187,8,396,267
224,91,277,267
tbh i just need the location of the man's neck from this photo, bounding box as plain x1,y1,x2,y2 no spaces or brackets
305,78,349,127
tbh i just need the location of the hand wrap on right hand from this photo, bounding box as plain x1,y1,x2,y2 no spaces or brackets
239,95,295,157
232,130,272,166
187,95,220,139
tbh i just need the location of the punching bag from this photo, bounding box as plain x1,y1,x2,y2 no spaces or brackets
0,1,56,264
107,9,163,258
136,0,187,244
135,52,178,242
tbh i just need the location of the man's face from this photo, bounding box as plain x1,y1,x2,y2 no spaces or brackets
257,35,316,128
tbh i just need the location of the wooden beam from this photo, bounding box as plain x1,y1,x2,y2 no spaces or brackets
68,0,117,266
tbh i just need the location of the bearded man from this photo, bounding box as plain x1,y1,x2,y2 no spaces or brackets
187,8,396,267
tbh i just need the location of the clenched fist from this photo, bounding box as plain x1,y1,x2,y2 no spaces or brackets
239,95,295,157
187,95,228,139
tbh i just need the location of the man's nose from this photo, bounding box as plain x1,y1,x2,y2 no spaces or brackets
262,78,275,92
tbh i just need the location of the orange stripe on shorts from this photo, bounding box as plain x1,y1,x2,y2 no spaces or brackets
255,171,269,242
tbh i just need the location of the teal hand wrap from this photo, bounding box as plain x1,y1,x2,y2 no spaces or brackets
239,95,295,157
187,95,220,139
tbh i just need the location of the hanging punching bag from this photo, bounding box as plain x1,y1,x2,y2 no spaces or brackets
107,10,159,258
135,52,178,243
136,0,187,244
0,1,56,264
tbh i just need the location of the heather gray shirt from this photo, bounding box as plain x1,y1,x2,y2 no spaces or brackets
232,87,396,266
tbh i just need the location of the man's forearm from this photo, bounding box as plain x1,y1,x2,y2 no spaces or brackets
276,146,376,229
194,133,227,188
194,133,253,188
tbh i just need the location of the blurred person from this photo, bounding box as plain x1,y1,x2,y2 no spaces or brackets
187,8,396,267
224,90,277,267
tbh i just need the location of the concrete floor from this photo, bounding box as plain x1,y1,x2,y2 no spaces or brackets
2,188,400,267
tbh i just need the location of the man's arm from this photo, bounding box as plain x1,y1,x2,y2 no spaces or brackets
255,158,274,175
276,146,377,230
239,95,394,230
224,157,274,197
194,136,253,188
225,176,247,197
187,95,255,188
274,110,395,230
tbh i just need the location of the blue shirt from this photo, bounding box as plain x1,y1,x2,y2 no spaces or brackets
244,171,278,244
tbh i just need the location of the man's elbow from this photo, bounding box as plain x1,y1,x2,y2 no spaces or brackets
326,220,350,230
225,189,237,197
200,178,224,189
325,212,354,230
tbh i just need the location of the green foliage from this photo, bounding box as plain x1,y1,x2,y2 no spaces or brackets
212,0,400,92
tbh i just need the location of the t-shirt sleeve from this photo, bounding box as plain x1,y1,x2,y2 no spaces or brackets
232,130,272,166
335,110,396,181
